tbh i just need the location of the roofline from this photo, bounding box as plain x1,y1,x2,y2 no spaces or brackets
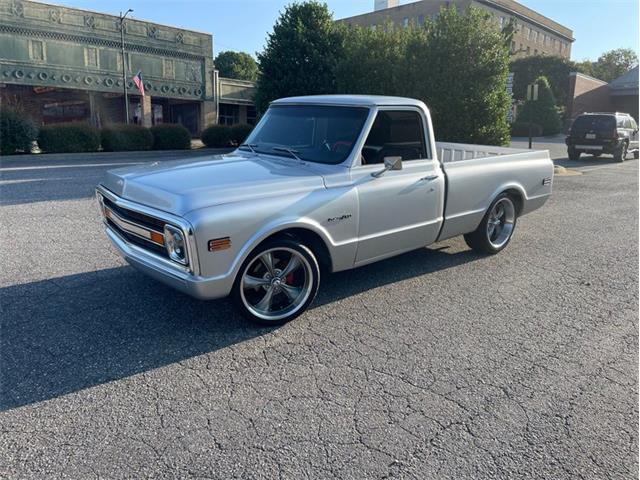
26,0,213,37
569,72,609,85
336,0,574,42
477,0,574,42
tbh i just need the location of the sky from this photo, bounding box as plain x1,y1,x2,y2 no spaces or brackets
52,0,639,62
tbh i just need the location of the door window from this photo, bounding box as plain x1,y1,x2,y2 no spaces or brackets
361,110,428,165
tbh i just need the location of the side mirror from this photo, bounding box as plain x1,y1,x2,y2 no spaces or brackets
372,156,403,178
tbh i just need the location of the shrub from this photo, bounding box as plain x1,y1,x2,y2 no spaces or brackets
101,124,153,152
516,76,562,136
0,108,38,155
229,124,254,145
150,124,191,150
201,124,232,148
37,123,100,153
510,121,543,137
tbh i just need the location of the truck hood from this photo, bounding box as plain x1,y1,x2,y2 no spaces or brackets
102,153,326,216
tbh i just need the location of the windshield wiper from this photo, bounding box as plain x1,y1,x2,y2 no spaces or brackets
239,143,259,154
272,146,303,162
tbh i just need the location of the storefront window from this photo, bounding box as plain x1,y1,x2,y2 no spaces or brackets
219,103,239,125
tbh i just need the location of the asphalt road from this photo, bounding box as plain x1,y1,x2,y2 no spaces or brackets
1,151,638,479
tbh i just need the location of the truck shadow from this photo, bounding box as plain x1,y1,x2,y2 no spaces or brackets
0,244,476,411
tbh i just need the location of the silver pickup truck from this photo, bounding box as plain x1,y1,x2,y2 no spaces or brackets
97,95,553,324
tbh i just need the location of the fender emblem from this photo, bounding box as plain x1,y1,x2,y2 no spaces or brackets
327,214,352,223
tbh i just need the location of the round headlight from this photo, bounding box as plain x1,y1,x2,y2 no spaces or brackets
164,225,188,265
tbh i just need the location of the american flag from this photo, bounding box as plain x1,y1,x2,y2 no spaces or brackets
132,70,145,97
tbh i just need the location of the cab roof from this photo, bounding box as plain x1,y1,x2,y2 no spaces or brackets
271,95,428,109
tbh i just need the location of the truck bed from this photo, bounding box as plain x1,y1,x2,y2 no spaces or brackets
435,142,553,241
435,142,530,163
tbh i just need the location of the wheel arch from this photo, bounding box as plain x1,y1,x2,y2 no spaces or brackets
229,220,336,283
255,227,333,273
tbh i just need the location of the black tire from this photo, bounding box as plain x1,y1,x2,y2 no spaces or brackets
232,237,320,325
634,150,639,159
592,152,601,158
568,147,580,161
613,142,627,162
464,193,518,255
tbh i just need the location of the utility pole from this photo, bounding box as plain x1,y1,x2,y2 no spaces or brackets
119,9,133,124
526,82,539,149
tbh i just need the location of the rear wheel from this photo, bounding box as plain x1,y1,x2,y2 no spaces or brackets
568,147,580,161
592,152,601,158
464,194,518,255
233,238,320,325
634,150,639,159
613,142,627,162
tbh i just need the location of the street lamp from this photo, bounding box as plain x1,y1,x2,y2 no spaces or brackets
119,9,133,124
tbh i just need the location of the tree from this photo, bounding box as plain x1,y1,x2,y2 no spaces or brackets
254,2,343,112
414,7,512,145
510,55,574,107
516,76,561,135
591,48,638,82
214,51,258,82
335,21,412,96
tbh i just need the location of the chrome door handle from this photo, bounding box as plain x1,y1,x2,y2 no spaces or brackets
420,175,439,181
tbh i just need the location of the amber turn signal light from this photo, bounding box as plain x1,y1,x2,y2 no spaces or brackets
208,237,231,251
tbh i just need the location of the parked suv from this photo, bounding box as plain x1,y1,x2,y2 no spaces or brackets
566,112,639,162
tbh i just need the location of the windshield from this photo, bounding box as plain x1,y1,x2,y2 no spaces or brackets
242,105,370,164
572,115,616,132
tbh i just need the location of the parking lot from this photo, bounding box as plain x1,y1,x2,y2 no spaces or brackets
1,150,638,479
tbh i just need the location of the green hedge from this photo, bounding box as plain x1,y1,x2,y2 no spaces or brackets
101,124,153,152
230,124,254,145
150,123,191,150
0,108,38,155
38,123,100,153
201,125,232,148
510,122,543,137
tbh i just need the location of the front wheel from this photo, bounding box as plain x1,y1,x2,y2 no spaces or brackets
464,194,518,254
232,238,320,325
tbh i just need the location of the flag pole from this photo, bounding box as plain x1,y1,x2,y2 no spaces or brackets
119,9,133,124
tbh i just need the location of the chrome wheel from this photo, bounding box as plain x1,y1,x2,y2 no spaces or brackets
239,247,314,322
486,197,516,249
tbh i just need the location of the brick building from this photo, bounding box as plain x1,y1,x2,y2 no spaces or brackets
0,0,255,133
566,67,639,123
338,0,574,59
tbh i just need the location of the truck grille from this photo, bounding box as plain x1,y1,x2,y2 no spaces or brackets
100,196,170,260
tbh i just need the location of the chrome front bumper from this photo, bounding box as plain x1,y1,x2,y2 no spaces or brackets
105,226,234,300
97,185,234,300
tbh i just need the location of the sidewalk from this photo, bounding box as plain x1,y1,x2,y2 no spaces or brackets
510,134,567,160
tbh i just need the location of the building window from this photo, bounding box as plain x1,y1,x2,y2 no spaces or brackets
163,59,175,79
29,40,45,61
117,52,131,73
247,106,257,126
526,46,530,55
534,49,538,55
418,14,425,25
219,103,239,126
402,17,409,28
511,41,516,52
84,47,99,68
499,16,505,27
370,24,377,31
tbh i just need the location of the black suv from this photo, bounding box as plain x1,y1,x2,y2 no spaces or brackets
566,112,639,162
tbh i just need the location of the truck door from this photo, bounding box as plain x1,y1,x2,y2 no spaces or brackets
352,108,445,265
